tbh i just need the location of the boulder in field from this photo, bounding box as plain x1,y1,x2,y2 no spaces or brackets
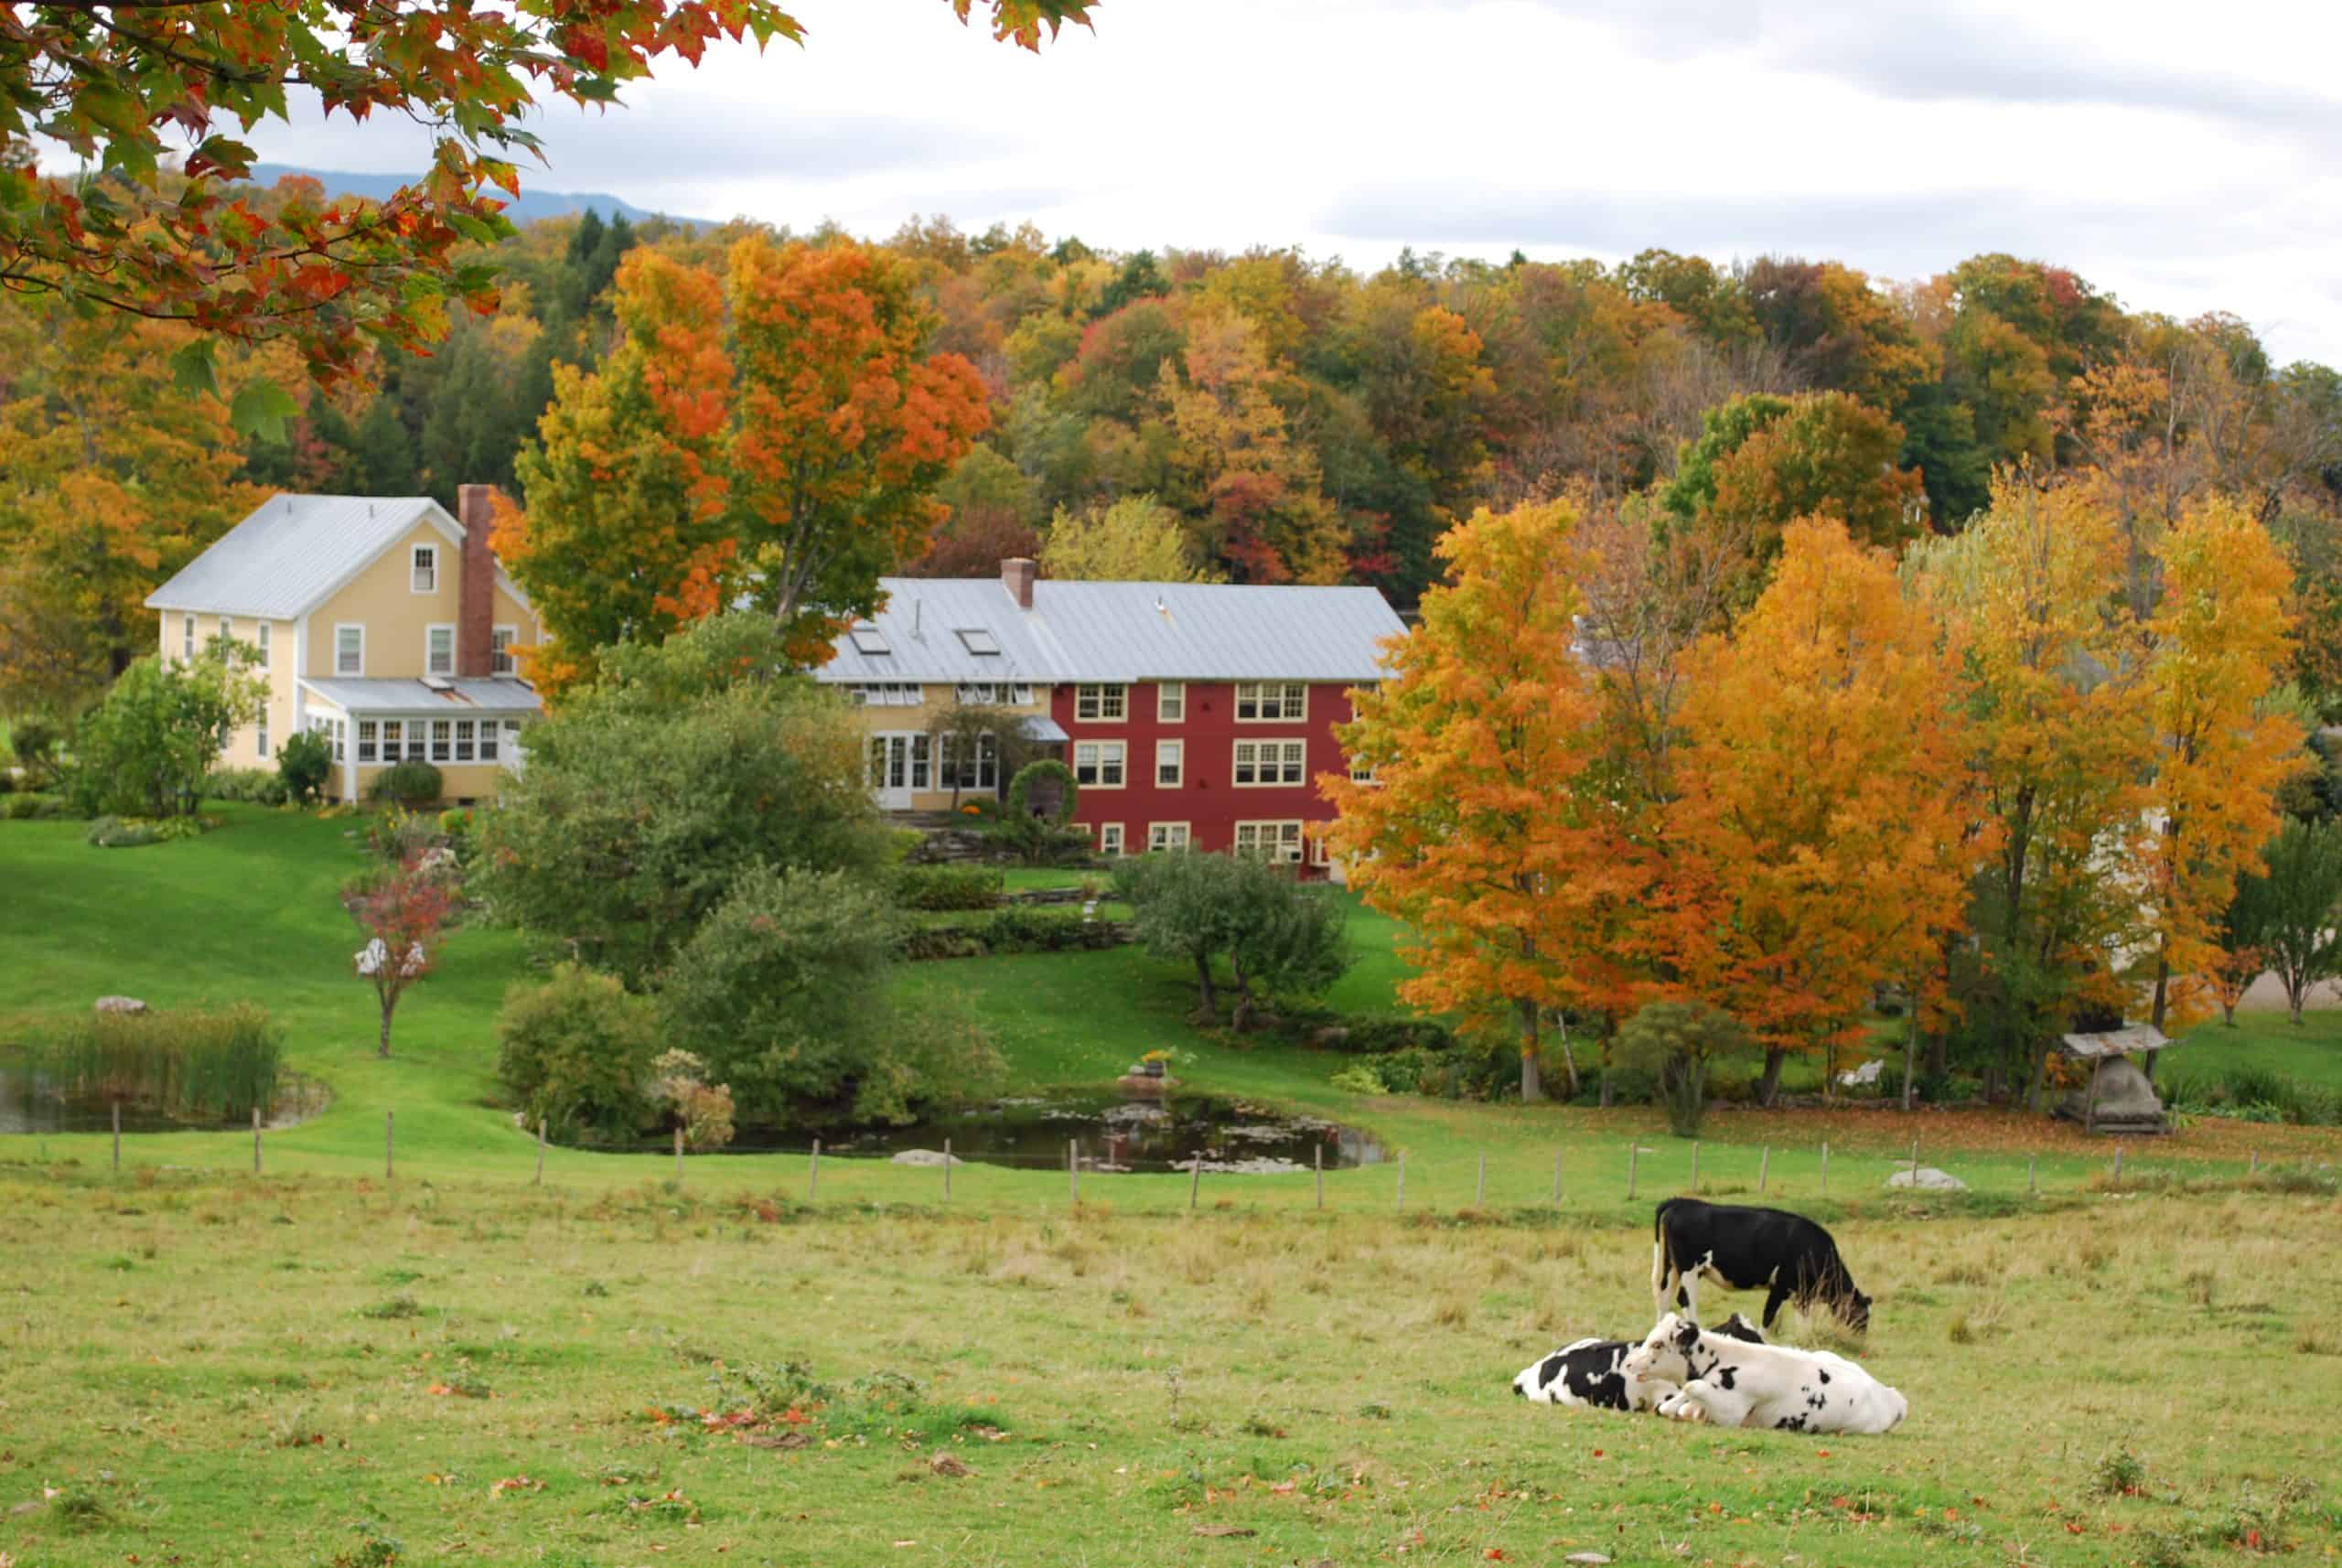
1887,1165,1967,1191
93,995,148,1015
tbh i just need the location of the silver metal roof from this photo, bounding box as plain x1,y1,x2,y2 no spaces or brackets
146,494,457,620
2059,1025,2174,1058
299,677,544,715
817,577,1405,684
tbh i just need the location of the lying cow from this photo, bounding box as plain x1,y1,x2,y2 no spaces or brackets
1512,1315,1767,1411
1623,1313,1907,1435
1652,1197,1872,1333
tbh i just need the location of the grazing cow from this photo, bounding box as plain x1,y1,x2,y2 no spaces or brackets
1652,1198,1872,1332
1624,1314,1907,1435
1512,1316,1767,1412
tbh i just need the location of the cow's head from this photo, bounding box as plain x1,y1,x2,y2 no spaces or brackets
1844,1291,1874,1334
1623,1313,1701,1384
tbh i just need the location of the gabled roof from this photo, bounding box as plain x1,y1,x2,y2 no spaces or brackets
818,577,1406,684
145,492,534,622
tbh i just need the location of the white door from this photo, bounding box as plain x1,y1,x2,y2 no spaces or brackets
868,734,930,811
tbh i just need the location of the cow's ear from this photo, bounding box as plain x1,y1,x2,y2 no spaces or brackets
1673,1318,1700,1350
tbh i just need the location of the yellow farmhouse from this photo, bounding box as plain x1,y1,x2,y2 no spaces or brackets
145,486,545,804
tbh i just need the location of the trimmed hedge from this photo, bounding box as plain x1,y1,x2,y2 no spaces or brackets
368,759,444,808
899,906,1131,960
205,767,289,805
1,793,70,821
890,863,1004,911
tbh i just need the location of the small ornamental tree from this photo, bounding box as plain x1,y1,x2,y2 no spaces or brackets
351,860,457,1058
1614,1001,1754,1137
70,647,264,818
275,727,332,806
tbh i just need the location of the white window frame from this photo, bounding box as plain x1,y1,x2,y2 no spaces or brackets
1235,820,1305,864
1348,757,1379,785
357,719,379,764
255,711,269,759
255,621,271,669
1073,739,1126,789
1156,682,1185,723
381,720,403,762
425,623,456,678
1235,682,1307,723
1099,822,1125,856
455,719,477,763
412,543,438,594
1075,682,1127,723
1232,739,1307,788
430,720,452,763
219,617,236,659
334,624,365,677
491,625,519,677
1155,739,1184,787
479,722,500,763
953,682,1033,706
1311,827,1334,867
181,614,195,660
1148,822,1191,853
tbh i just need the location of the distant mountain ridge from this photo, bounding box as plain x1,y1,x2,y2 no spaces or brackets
243,164,706,229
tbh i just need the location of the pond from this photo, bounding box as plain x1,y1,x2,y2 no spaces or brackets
0,1065,327,1136
728,1090,1389,1174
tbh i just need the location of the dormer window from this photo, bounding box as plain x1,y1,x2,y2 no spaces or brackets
412,544,437,593
849,625,891,656
954,628,1000,656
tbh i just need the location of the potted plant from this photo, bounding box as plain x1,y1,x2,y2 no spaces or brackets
1134,1048,1170,1079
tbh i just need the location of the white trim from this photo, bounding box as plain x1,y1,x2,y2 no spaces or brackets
293,617,309,735
1074,682,1127,723
1156,682,1185,723
255,620,271,669
1147,822,1191,853
1155,738,1184,788
411,542,439,594
1099,822,1125,856
491,623,520,677
1234,819,1305,864
425,622,457,677
333,623,366,677
1231,738,1307,787
1234,682,1309,724
180,614,195,661
1072,739,1127,789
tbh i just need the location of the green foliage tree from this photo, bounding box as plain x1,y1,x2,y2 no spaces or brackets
69,648,263,819
661,864,1004,1125
474,615,883,985
274,728,332,806
495,963,663,1142
1115,852,1350,1028
1040,495,1220,581
1613,1000,1754,1136
2229,818,2342,1025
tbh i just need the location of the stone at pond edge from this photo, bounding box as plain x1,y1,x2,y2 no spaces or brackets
890,1149,963,1167
1886,1165,1968,1191
93,995,148,1015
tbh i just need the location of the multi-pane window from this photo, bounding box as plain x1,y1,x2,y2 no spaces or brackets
255,713,269,759
1073,740,1126,787
357,720,379,763
381,721,403,761
845,682,922,707
317,716,346,764
455,720,477,762
1232,740,1306,787
1234,821,1305,863
1156,739,1184,787
412,544,437,593
255,622,271,668
1348,757,1379,785
1234,682,1307,722
940,733,999,791
182,615,196,660
336,625,363,676
219,618,236,660
1148,822,1191,853
479,723,500,763
1157,682,1185,722
491,627,518,676
954,682,1032,705
1100,823,1125,856
1075,683,1126,721
431,720,452,763
426,626,456,677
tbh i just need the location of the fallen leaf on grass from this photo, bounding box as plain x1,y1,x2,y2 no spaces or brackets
1193,1524,1257,1538
929,1454,973,1477
742,1432,811,1451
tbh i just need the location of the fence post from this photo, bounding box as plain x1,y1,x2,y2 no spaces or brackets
810,1138,821,1201
385,1111,394,1182
2111,1144,2123,1188
673,1125,682,1180
1395,1154,1406,1213
943,1137,952,1201
2249,1148,2258,1177
252,1105,262,1175
1475,1150,1487,1208
1188,1155,1202,1211
535,1119,546,1187
2027,1152,2037,1196
1757,1144,1769,1197
1689,1141,1699,1193
1627,1143,1638,1200
1820,1141,1829,1197
112,1101,121,1174
1551,1147,1563,1208
1069,1139,1080,1205
1908,1137,1920,1185
1314,1144,1323,1211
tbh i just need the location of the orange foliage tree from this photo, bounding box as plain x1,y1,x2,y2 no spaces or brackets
1667,517,1980,1101
500,236,989,689
1323,499,1649,1101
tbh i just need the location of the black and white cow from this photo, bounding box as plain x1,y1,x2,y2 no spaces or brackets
1652,1198,1872,1332
1512,1315,1767,1411
1623,1313,1908,1435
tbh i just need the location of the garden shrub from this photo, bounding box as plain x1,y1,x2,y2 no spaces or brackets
890,863,1003,911
494,962,663,1142
204,767,288,805
1615,1001,1753,1135
275,728,332,805
84,814,161,848
1328,1063,1389,1096
69,652,264,819
367,759,444,809
7,715,67,789
0,768,11,793
897,907,1124,960
16,1004,283,1120
1,792,70,820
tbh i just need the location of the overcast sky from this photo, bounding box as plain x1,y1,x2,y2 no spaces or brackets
228,0,2342,366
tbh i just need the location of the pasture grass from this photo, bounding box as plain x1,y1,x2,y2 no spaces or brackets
1,1169,2337,1566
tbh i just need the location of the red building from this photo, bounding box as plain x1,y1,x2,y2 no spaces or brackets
819,559,1406,868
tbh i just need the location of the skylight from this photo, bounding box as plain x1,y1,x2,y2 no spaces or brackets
955,628,1001,656
849,625,891,656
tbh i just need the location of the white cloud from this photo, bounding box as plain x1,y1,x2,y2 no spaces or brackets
173,0,2342,364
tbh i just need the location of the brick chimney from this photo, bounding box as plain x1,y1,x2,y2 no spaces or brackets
457,484,498,678
1001,556,1037,611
